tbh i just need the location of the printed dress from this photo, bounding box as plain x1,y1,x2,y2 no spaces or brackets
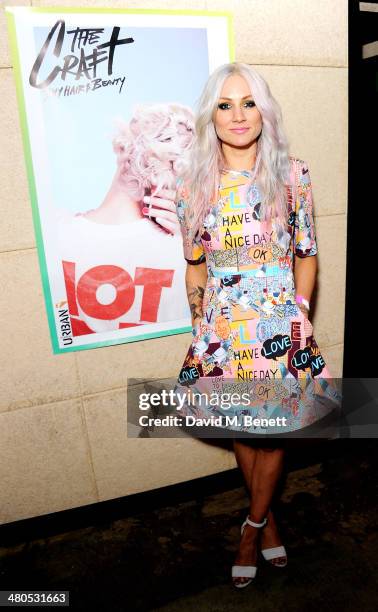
174,157,342,436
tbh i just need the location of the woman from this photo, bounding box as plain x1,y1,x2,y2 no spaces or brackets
81,102,194,232
174,62,342,588
57,103,195,335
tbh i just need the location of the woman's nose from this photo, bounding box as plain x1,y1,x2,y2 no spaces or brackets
232,105,246,122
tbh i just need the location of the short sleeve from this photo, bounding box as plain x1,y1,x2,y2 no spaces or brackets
294,160,318,257
175,178,206,265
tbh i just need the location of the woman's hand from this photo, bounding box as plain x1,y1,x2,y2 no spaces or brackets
297,302,310,319
142,187,180,235
294,256,317,322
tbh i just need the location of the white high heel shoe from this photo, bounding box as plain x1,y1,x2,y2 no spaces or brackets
260,515,287,567
261,545,287,566
231,516,267,589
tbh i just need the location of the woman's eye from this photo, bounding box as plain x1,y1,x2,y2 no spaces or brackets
217,101,256,110
160,136,172,142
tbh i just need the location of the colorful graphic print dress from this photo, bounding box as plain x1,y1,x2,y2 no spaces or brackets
174,157,342,436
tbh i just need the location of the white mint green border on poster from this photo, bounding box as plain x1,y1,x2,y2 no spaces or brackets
5,7,235,354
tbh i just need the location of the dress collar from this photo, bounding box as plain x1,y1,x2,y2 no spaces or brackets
219,168,256,189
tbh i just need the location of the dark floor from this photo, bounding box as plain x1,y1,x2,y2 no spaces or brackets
0,439,377,611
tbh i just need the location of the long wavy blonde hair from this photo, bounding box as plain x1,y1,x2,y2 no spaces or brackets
183,62,292,247
112,103,194,201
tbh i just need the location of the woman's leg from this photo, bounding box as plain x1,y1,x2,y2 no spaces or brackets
233,436,259,485
249,445,287,564
232,439,285,585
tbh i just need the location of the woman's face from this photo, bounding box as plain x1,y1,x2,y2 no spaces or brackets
214,74,262,149
148,111,194,165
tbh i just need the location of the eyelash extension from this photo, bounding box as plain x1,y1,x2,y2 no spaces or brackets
218,100,256,110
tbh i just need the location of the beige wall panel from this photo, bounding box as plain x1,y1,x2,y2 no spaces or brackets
0,250,81,411
256,65,348,216
0,70,36,252
83,388,230,500
311,214,346,347
32,0,207,10
76,332,191,395
320,344,344,378
205,0,347,67
0,2,31,68
0,398,97,524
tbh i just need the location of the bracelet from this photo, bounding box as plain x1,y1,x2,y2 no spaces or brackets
295,294,310,311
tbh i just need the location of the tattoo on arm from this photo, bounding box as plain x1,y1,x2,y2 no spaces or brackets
187,285,205,323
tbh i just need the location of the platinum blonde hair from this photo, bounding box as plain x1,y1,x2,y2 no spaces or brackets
112,103,194,202
183,62,291,247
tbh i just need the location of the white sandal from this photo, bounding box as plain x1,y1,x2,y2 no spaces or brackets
232,516,267,588
261,545,287,566
261,516,287,567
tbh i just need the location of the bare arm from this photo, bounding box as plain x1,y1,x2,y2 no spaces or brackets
292,159,319,319
294,254,317,317
185,261,208,330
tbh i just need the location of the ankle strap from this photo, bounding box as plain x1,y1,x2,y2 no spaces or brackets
246,516,267,528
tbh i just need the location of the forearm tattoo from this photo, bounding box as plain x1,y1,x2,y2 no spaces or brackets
187,285,204,322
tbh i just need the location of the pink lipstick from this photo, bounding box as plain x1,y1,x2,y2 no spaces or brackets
230,128,249,134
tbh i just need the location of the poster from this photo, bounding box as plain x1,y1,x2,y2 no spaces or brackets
6,7,233,353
